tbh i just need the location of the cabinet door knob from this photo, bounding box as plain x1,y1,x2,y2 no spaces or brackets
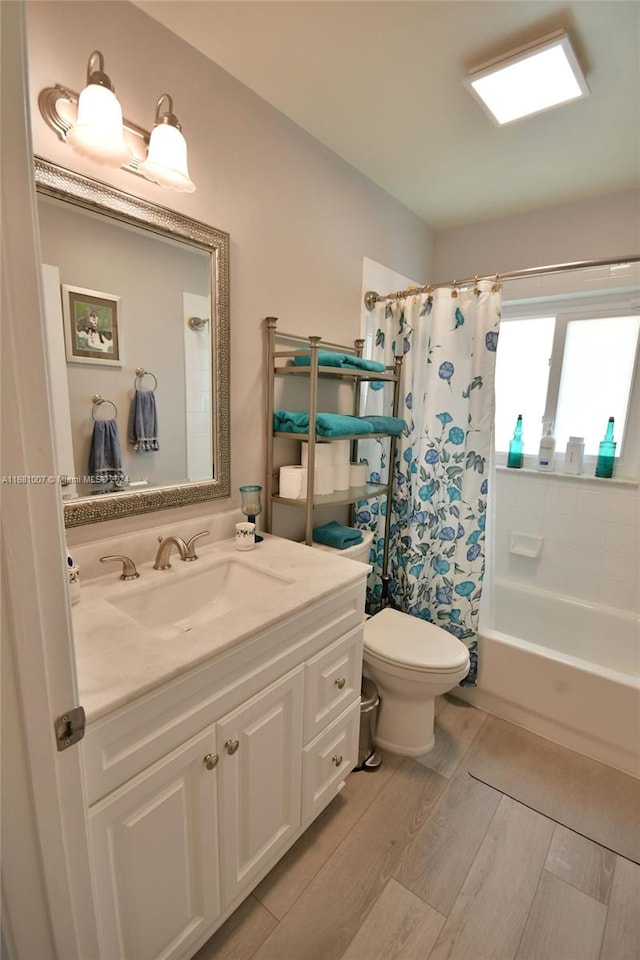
203,753,219,770
334,677,346,690
225,738,240,755
332,754,343,767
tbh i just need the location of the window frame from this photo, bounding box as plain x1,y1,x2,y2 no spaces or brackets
496,291,640,479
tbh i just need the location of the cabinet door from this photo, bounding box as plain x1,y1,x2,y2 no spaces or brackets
89,727,220,960
217,667,304,907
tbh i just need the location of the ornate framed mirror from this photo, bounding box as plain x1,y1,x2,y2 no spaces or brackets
34,157,230,527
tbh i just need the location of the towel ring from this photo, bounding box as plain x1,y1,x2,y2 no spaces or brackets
91,395,118,421
135,367,158,391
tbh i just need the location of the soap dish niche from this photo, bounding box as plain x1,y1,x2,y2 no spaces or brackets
509,533,542,559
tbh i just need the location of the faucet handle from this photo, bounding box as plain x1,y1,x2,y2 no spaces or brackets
184,530,210,561
100,555,140,580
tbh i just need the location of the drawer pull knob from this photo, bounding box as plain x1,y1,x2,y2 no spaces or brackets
225,738,240,755
332,754,343,767
203,753,219,770
334,678,346,690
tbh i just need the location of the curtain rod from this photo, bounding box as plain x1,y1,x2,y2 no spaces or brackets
363,254,640,309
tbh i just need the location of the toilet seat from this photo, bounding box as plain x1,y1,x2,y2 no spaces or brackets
364,607,469,673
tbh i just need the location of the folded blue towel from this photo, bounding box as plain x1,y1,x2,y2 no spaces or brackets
88,419,125,484
293,351,386,374
128,390,159,452
313,521,364,549
362,415,407,436
273,411,375,437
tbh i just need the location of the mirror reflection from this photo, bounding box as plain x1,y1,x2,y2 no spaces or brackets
34,158,230,526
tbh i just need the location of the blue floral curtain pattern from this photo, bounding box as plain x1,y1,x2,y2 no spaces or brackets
357,281,501,684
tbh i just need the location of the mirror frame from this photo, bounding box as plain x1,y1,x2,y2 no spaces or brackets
34,157,230,527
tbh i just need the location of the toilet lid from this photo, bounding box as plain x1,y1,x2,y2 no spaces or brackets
364,607,469,672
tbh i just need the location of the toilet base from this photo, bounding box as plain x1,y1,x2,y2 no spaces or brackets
373,688,437,757
374,731,435,757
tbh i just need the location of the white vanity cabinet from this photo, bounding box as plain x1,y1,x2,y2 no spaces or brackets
82,578,365,960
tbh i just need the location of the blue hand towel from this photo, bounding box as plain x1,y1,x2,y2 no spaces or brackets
88,419,125,484
293,350,386,373
128,390,159,452
362,415,407,436
312,521,364,549
273,411,375,437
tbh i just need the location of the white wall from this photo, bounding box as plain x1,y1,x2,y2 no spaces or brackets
433,189,640,283
26,0,433,550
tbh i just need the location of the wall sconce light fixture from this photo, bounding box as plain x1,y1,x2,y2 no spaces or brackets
38,50,196,193
465,29,589,125
138,95,195,194
64,51,131,167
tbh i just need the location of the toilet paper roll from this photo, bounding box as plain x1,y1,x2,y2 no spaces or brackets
314,466,334,495
349,462,368,487
333,463,351,490
331,439,351,466
279,465,307,499
301,441,333,470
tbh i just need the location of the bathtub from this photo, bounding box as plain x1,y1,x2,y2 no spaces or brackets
459,578,640,777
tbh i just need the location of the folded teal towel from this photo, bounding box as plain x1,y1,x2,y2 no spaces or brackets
313,521,364,549
362,415,407,436
274,411,375,437
293,351,386,374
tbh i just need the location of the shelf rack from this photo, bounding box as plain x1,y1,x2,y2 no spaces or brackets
264,316,403,565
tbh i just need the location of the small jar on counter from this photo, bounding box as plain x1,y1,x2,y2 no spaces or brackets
564,436,585,475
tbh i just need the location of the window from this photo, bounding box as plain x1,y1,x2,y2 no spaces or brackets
495,293,640,477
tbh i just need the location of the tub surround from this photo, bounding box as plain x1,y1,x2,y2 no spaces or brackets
494,468,640,614
73,532,368,722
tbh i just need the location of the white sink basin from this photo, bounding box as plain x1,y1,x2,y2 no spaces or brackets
106,559,293,634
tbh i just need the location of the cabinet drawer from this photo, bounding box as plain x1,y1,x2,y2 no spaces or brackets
304,625,363,743
302,699,360,825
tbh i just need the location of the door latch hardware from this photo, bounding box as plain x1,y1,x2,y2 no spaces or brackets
54,706,86,751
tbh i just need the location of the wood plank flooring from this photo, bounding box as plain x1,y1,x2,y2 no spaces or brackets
194,696,640,960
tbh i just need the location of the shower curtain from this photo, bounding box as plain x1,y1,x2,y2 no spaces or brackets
357,280,502,684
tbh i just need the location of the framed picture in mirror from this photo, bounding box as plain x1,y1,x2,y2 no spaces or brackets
62,284,122,366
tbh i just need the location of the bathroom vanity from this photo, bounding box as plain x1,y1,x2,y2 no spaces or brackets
73,535,367,960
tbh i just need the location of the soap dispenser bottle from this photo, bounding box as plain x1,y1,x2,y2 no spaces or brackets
595,417,616,478
507,414,524,468
536,420,556,472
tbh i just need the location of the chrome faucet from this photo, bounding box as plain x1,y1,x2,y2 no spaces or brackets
153,535,188,570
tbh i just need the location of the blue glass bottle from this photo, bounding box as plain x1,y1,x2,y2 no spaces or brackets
595,417,616,478
507,414,523,468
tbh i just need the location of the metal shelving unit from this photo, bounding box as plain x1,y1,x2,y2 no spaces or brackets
264,316,403,557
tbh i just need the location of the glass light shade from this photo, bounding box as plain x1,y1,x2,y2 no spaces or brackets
138,123,195,193
66,84,132,167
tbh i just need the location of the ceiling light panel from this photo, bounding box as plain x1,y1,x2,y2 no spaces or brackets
466,31,590,125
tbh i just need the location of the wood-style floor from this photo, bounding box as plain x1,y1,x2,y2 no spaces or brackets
194,697,640,960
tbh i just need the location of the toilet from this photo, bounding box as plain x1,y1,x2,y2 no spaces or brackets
313,531,469,756
362,607,470,756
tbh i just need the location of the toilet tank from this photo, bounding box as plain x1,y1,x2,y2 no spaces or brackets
312,529,374,564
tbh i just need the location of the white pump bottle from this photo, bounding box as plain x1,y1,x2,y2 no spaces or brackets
537,421,556,472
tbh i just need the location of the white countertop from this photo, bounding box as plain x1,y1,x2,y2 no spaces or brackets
72,535,369,723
